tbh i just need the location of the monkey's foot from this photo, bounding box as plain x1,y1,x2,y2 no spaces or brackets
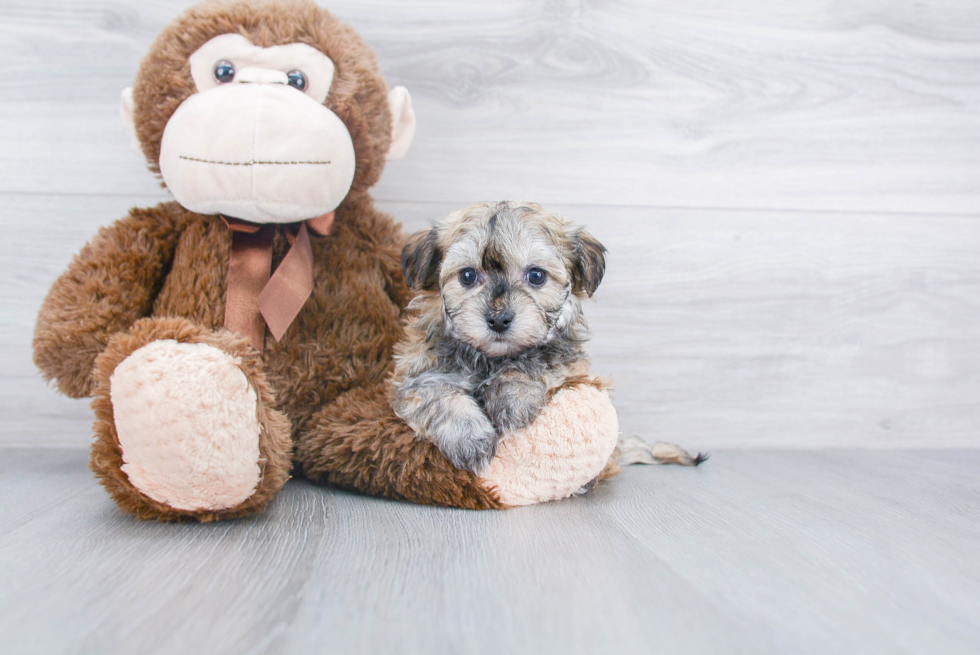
91,318,291,521
479,382,619,506
110,339,265,511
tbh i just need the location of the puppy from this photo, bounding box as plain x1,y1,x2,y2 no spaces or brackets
390,201,607,473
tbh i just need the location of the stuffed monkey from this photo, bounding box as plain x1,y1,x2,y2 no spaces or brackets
33,0,621,521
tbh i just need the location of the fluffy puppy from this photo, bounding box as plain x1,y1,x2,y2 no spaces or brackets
390,201,607,473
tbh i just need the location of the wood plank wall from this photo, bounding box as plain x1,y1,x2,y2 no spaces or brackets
2,0,979,448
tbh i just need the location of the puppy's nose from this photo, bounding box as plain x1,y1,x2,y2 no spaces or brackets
486,309,515,333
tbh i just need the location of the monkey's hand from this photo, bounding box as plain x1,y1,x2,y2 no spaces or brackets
392,372,499,474
33,205,188,398
483,369,548,434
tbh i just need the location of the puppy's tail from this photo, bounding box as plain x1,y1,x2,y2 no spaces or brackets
614,435,708,467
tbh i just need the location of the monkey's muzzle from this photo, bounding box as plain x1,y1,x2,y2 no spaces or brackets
158,83,356,223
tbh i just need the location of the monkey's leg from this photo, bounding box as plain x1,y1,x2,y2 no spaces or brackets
295,378,618,509
90,317,292,521
296,382,505,509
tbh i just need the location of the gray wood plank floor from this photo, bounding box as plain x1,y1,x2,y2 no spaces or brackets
2,448,979,655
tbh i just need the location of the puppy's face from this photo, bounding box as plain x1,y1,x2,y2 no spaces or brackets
402,202,606,357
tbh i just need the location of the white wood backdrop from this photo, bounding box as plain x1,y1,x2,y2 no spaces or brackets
2,0,979,448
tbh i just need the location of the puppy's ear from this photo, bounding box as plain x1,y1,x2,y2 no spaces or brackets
401,227,443,291
570,229,607,297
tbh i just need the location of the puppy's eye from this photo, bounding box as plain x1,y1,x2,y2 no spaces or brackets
458,267,478,287
213,60,236,83
525,268,547,287
286,70,307,91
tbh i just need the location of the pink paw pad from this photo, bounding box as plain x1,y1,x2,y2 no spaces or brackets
109,339,262,511
481,384,619,506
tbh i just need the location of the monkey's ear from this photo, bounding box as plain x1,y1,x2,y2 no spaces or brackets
570,229,607,297
386,87,416,161
119,87,142,156
401,227,443,291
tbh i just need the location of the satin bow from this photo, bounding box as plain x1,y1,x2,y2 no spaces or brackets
222,212,335,353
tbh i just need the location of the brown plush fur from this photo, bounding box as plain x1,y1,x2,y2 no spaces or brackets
33,0,503,520
298,383,506,510
33,202,196,399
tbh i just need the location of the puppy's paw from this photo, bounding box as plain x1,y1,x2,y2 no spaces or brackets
484,375,547,434
429,404,499,474
488,398,543,434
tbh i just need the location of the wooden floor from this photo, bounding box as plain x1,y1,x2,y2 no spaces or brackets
2,448,979,655
2,1,980,653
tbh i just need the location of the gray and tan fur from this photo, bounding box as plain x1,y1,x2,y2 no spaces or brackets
390,201,607,473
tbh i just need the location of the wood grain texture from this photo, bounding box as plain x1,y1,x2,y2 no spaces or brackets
0,0,979,212
2,1,979,448
2,448,978,654
3,3,980,653
370,202,980,450
3,0,979,448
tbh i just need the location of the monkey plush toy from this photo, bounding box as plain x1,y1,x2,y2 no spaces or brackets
32,0,621,521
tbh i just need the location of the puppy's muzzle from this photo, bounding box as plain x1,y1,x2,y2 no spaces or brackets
486,308,515,334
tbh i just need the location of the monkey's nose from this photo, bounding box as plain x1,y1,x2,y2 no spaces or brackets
486,309,515,333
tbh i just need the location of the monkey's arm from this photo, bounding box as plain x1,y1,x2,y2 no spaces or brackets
299,377,619,509
361,204,413,312
33,203,188,398
378,226,413,312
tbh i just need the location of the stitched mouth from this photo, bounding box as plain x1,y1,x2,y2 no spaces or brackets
179,155,331,166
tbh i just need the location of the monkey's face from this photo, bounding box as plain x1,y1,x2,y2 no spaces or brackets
402,202,607,358
156,34,354,223
122,1,415,223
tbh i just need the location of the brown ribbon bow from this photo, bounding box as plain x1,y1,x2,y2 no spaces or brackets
222,212,335,353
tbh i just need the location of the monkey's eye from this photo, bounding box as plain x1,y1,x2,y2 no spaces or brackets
526,268,547,287
213,60,236,83
458,268,478,287
286,70,308,91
